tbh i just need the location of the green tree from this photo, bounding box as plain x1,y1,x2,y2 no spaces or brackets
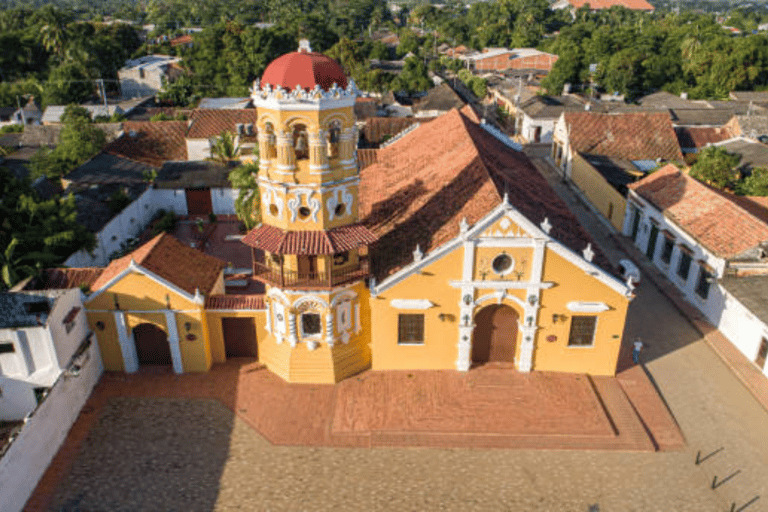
228,161,260,230
736,167,768,196
210,131,240,162
689,146,741,189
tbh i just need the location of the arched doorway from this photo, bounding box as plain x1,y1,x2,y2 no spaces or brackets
472,304,518,365
133,323,172,366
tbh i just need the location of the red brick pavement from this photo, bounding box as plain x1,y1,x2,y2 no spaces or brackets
24,361,683,511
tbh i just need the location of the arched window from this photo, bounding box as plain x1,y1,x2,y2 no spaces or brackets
327,121,341,158
265,122,277,159
292,124,309,160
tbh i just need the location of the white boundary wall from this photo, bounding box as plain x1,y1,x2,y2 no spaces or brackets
0,338,103,512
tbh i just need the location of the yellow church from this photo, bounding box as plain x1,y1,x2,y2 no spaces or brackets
47,42,634,383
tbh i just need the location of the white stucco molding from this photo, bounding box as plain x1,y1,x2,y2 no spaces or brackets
389,299,435,310
87,258,202,305
566,301,610,313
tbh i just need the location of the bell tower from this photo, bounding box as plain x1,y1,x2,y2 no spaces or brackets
243,40,376,383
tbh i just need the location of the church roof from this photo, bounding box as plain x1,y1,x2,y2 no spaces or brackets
242,224,377,255
359,107,611,279
261,47,347,92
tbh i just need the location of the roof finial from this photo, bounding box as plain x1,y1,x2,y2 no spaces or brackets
583,243,594,263
503,191,510,207
460,217,469,234
413,244,423,263
540,217,552,235
298,39,312,53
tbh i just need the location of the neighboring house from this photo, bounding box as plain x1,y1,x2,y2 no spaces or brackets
463,48,558,73
197,97,253,109
118,54,182,99
185,109,258,161
729,91,768,105
41,105,128,125
0,287,102,512
552,111,683,231
514,95,588,143
51,42,634,385
711,137,768,173
104,120,188,166
552,0,654,12
675,126,735,154
0,107,18,128
724,115,768,143
12,97,43,126
411,83,465,118
154,160,239,216
0,289,96,421
625,165,768,378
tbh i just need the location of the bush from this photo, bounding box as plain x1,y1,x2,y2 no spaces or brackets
152,209,177,235
0,124,23,134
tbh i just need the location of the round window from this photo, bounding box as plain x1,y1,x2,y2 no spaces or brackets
492,254,514,275
269,204,279,216
335,203,346,217
298,206,311,219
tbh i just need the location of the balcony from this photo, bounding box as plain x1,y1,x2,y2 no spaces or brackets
252,257,370,289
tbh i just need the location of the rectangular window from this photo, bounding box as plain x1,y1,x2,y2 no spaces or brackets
677,249,692,280
333,251,349,266
301,313,322,336
0,342,15,354
398,314,425,345
661,236,675,264
646,224,659,260
567,316,597,347
630,206,641,241
695,267,712,300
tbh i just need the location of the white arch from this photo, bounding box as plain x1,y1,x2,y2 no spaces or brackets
331,290,357,307
267,288,290,305
474,291,526,309
293,294,330,311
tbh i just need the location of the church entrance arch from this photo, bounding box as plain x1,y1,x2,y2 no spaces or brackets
471,304,518,365
133,323,172,366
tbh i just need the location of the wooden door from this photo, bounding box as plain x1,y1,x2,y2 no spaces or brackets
298,255,317,275
472,305,518,364
631,207,641,241
133,323,172,366
756,337,768,370
186,187,213,215
222,317,258,358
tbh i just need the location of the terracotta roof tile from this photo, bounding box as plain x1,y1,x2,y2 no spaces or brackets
564,112,683,162
361,117,428,146
187,109,258,140
360,108,611,278
91,233,226,296
675,126,734,150
629,164,768,259
29,268,104,290
357,149,379,169
104,121,187,167
242,224,377,255
206,294,265,310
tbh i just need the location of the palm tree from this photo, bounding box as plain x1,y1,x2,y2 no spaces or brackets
1,238,56,289
38,7,68,59
210,130,241,162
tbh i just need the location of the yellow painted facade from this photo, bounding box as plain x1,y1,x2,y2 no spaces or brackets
205,310,268,364
369,208,631,376
569,153,627,232
85,270,213,373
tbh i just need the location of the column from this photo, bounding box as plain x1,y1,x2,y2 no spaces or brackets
455,286,475,372
309,129,329,173
265,300,272,333
276,130,296,172
324,311,335,346
339,127,356,170
164,311,184,374
517,332,535,372
114,311,138,373
257,131,272,172
287,312,298,347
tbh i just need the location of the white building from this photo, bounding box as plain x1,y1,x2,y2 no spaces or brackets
0,289,98,421
118,54,182,99
625,164,768,377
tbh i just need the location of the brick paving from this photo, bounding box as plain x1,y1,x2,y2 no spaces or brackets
25,359,682,511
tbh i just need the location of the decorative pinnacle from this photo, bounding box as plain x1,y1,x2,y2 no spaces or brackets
413,244,423,263
582,243,594,263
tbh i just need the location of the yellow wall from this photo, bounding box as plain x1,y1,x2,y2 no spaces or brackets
534,249,628,375
570,153,627,232
205,310,268,364
85,271,213,373
370,248,463,370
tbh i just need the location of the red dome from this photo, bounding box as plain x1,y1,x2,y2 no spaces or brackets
261,51,348,92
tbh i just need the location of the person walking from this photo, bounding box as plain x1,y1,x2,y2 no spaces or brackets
632,338,644,365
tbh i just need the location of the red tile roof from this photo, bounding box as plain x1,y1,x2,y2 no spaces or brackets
28,268,104,290
361,117,428,146
206,294,265,310
91,233,226,296
242,224,377,255
675,126,734,150
357,149,379,170
629,164,768,259
566,0,654,10
360,108,611,278
104,121,187,167
170,34,193,46
564,112,683,162
186,109,258,140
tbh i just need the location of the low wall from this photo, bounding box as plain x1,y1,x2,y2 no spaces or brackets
0,337,103,512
